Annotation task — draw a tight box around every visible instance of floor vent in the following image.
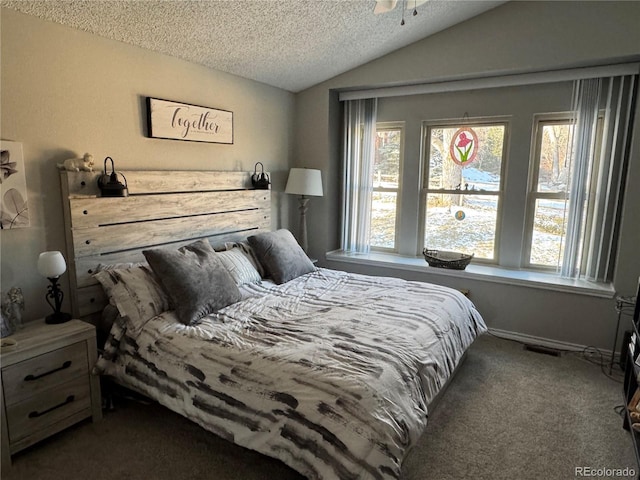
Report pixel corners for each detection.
[523,344,562,357]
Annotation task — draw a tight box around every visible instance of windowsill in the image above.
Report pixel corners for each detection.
[325,250,616,298]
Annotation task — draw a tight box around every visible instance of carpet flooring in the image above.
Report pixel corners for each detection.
[2,334,636,480]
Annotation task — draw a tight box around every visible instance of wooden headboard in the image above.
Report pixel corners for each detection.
[59,170,271,323]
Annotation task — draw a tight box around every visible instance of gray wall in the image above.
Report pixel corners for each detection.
[294,1,640,349]
[2,2,639,349]
[0,9,295,322]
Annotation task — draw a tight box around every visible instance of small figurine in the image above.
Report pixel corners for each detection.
[57,153,94,172]
[1,287,25,332]
[0,310,13,338]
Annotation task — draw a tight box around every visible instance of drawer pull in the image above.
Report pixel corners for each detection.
[28,395,75,418]
[24,360,72,381]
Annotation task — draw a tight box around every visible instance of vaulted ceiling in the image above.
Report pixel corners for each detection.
[2,0,506,92]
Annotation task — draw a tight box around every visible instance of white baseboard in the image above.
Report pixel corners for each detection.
[488,328,614,358]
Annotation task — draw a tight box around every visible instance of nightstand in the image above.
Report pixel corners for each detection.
[0,319,102,470]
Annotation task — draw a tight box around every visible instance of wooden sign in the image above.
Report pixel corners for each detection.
[147,97,233,144]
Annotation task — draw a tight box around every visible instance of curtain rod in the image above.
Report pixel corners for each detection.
[338,62,640,101]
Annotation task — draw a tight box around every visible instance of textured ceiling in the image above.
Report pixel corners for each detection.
[2,0,506,92]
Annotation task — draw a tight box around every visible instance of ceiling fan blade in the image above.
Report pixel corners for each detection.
[373,0,398,15]
[403,0,428,9]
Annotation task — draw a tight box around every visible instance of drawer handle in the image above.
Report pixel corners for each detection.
[28,395,75,418]
[24,360,72,382]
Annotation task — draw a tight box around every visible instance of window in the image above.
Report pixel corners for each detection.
[524,76,632,282]
[525,116,575,269]
[371,124,403,250]
[340,71,635,284]
[421,121,507,261]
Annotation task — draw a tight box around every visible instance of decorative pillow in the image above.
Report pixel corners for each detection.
[95,261,147,272]
[143,239,241,325]
[94,265,170,333]
[224,241,265,278]
[97,303,120,337]
[247,229,315,284]
[216,248,262,286]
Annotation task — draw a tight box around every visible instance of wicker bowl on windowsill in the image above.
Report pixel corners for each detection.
[423,249,474,270]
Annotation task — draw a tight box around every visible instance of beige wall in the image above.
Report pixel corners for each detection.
[0,9,295,322]
[294,1,640,349]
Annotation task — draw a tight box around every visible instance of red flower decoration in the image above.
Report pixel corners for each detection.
[449,127,479,166]
[457,133,472,148]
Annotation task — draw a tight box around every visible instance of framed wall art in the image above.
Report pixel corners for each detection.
[0,141,29,229]
[146,97,233,144]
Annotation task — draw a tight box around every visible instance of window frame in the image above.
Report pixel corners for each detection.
[523,113,572,271]
[419,117,510,263]
[370,122,404,252]
[523,112,605,271]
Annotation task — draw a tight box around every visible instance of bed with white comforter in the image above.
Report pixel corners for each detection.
[96,267,486,480]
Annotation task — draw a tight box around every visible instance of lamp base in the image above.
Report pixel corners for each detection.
[298,195,309,253]
[45,312,72,324]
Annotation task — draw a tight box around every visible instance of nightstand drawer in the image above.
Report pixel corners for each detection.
[6,376,91,443]
[2,342,88,406]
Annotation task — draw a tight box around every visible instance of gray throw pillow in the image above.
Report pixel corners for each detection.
[247,229,315,284]
[143,239,241,325]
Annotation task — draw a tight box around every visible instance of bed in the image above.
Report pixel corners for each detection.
[59,169,486,480]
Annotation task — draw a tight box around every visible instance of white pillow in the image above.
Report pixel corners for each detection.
[224,241,265,278]
[216,248,262,286]
[94,265,170,333]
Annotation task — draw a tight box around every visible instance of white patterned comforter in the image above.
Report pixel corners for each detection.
[96,268,486,479]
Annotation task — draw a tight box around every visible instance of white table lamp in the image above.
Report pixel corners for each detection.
[37,251,72,324]
[285,168,323,253]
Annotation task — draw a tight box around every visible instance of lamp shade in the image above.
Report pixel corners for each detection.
[285,168,323,197]
[37,251,67,278]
